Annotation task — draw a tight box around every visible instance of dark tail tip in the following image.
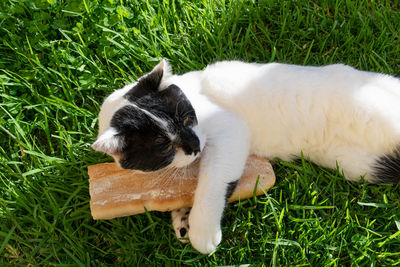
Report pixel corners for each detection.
[225,180,239,201]
[372,148,400,184]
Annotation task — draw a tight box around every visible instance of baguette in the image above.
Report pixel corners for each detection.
[88,155,275,219]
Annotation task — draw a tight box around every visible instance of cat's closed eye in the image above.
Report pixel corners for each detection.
[183,117,191,126]
[183,116,197,127]
[154,136,174,155]
[155,136,167,144]
[161,144,174,154]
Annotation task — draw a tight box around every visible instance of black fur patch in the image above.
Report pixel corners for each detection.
[110,105,175,171]
[109,66,200,172]
[225,180,239,201]
[372,148,400,183]
[124,67,163,100]
[179,228,187,237]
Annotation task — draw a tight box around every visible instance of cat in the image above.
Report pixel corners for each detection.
[92,60,400,254]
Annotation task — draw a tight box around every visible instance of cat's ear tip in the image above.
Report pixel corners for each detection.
[91,139,109,154]
[159,59,173,76]
[160,58,171,68]
[91,128,121,154]
[155,59,165,69]
[160,58,169,63]
[91,140,105,154]
[91,139,104,151]
[152,59,171,73]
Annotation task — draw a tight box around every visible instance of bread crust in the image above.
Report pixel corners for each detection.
[88,155,275,219]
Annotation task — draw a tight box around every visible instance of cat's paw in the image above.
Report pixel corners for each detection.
[188,207,222,254]
[171,208,191,243]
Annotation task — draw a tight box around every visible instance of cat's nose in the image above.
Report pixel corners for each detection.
[182,138,200,156]
[179,130,201,155]
[192,146,200,156]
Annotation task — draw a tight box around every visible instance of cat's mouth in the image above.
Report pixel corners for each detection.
[192,156,201,164]
[170,148,201,168]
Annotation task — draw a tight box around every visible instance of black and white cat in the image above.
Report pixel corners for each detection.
[92,60,400,254]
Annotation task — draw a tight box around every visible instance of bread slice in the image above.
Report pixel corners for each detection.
[88,155,275,219]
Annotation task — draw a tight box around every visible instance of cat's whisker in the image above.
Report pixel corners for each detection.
[153,167,174,195]
[180,165,188,192]
[158,167,178,196]
[159,167,175,187]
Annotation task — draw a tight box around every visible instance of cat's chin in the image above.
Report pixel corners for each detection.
[170,148,201,168]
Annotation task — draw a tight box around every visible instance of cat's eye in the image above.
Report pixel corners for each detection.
[155,136,166,144]
[161,144,173,154]
[183,117,191,126]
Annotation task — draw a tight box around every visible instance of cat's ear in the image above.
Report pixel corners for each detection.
[157,59,172,81]
[92,128,122,155]
[125,60,172,100]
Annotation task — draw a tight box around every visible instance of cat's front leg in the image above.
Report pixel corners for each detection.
[188,113,250,254]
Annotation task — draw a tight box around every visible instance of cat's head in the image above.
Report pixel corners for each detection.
[92,60,204,172]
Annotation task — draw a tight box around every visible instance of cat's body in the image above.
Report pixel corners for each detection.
[93,61,400,254]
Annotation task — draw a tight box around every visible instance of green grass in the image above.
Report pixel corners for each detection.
[1,0,400,265]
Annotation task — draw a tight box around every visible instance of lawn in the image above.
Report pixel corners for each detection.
[1,0,400,265]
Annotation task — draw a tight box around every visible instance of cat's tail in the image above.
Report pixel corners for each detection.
[372,148,400,183]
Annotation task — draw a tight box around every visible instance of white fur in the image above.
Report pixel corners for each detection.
[97,84,133,136]
[163,61,400,253]
[91,127,121,154]
[198,62,400,181]
[95,61,400,254]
